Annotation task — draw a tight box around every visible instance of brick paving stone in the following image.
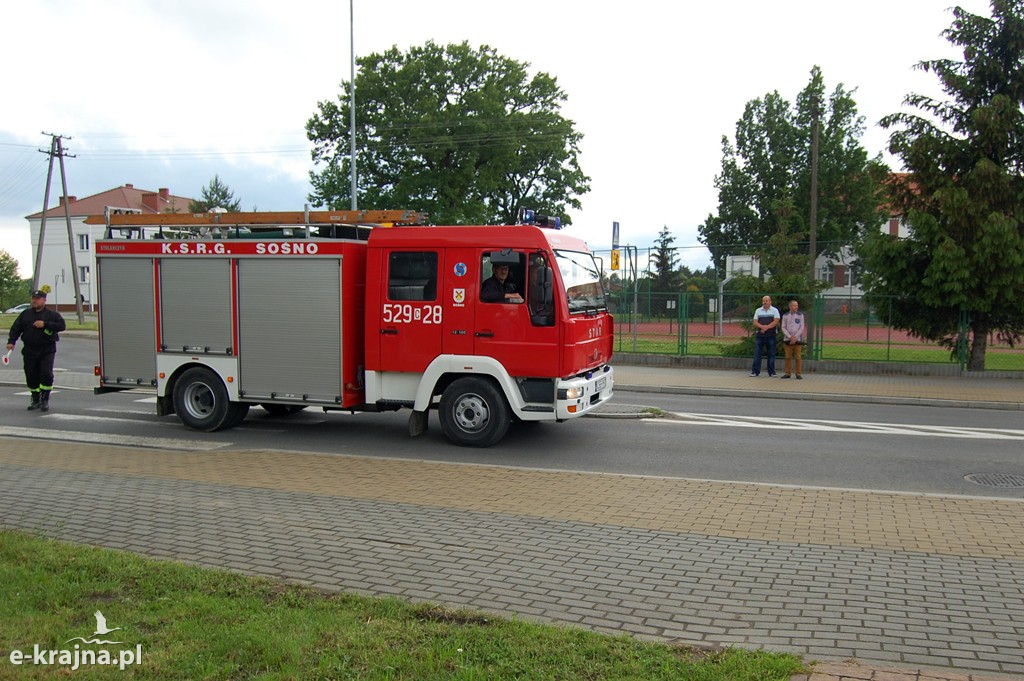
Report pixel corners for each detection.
[2,441,1024,679]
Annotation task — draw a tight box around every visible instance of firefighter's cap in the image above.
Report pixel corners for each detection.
[30,289,47,298]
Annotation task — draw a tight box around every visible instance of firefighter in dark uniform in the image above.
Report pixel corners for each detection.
[6,289,66,411]
[480,263,523,303]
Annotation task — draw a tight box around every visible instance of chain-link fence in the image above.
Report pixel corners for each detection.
[607,290,1024,371]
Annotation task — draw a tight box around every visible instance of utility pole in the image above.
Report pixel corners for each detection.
[808,98,821,360]
[32,136,58,291]
[808,99,820,286]
[35,133,85,323]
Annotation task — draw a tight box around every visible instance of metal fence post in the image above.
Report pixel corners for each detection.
[958,305,970,373]
[886,298,893,361]
[812,295,824,361]
[679,292,687,355]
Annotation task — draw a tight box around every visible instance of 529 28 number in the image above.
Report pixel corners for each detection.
[382,304,443,324]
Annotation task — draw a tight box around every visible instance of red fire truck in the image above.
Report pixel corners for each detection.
[85,209,614,447]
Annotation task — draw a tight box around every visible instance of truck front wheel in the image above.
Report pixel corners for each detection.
[439,377,511,447]
[173,367,234,432]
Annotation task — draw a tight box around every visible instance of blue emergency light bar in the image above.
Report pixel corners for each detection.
[517,208,562,229]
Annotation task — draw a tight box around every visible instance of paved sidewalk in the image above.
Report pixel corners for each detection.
[612,365,1024,410]
[0,440,1022,679]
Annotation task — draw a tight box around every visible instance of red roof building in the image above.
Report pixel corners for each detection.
[26,183,194,311]
[27,183,192,219]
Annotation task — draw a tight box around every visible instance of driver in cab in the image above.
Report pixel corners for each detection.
[480,263,523,303]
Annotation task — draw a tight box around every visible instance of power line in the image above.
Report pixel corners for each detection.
[78,146,310,160]
[0,144,46,210]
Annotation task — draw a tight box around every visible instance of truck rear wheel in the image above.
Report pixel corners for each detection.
[173,367,234,432]
[439,377,510,447]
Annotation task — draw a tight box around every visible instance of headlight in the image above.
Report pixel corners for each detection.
[558,387,585,400]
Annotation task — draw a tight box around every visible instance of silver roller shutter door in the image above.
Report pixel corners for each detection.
[237,258,343,401]
[97,258,157,386]
[160,259,232,353]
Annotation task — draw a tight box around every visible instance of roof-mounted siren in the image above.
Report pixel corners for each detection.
[516,208,562,229]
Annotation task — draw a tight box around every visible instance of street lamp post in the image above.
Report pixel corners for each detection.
[349,0,357,210]
[54,270,64,310]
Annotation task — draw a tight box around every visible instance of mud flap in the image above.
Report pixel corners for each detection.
[408,409,429,437]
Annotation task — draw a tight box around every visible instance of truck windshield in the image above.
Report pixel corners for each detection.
[555,249,607,314]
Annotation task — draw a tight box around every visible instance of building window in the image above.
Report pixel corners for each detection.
[78,266,90,284]
[820,263,858,288]
[77,233,90,251]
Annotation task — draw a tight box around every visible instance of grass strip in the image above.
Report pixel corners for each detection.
[0,530,804,680]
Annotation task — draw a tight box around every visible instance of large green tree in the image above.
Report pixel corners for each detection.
[757,193,829,297]
[862,0,1024,371]
[306,41,590,225]
[0,250,24,310]
[699,66,885,271]
[188,175,242,213]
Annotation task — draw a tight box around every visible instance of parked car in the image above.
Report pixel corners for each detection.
[3,303,30,314]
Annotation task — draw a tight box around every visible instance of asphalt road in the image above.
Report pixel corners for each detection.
[1,335,1022,499]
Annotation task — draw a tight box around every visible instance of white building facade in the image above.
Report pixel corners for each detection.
[814,214,909,298]
[25,184,191,311]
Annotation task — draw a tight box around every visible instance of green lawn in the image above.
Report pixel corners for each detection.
[0,530,804,680]
[0,313,97,332]
[616,337,1024,370]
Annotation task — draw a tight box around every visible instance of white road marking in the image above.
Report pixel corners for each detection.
[87,407,156,416]
[651,413,1024,440]
[46,413,167,425]
[0,426,229,451]
[64,411,289,432]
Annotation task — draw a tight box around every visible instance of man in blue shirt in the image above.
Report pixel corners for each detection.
[749,295,780,377]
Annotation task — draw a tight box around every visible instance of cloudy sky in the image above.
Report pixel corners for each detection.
[0,0,992,278]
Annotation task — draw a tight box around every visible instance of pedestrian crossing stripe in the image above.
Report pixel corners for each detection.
[650,413,1024,440]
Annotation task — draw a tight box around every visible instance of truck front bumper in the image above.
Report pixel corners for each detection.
[555,365,614,420]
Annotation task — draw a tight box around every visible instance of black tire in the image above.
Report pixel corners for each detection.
[439,377,511,447]
[173,367,233,432]
[260,403,307,416]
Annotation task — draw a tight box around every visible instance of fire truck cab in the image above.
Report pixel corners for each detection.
[88,209,614,447]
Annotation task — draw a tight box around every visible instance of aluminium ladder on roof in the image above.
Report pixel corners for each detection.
[84,209,429,240]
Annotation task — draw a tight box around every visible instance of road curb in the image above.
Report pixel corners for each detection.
[614,383,1024,411]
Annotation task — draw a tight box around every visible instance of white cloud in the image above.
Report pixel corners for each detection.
[0,0,994,276]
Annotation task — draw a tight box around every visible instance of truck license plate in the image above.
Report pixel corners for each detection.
[595,377,606,391]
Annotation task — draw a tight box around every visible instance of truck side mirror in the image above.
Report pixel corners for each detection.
[542,267,553,305]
